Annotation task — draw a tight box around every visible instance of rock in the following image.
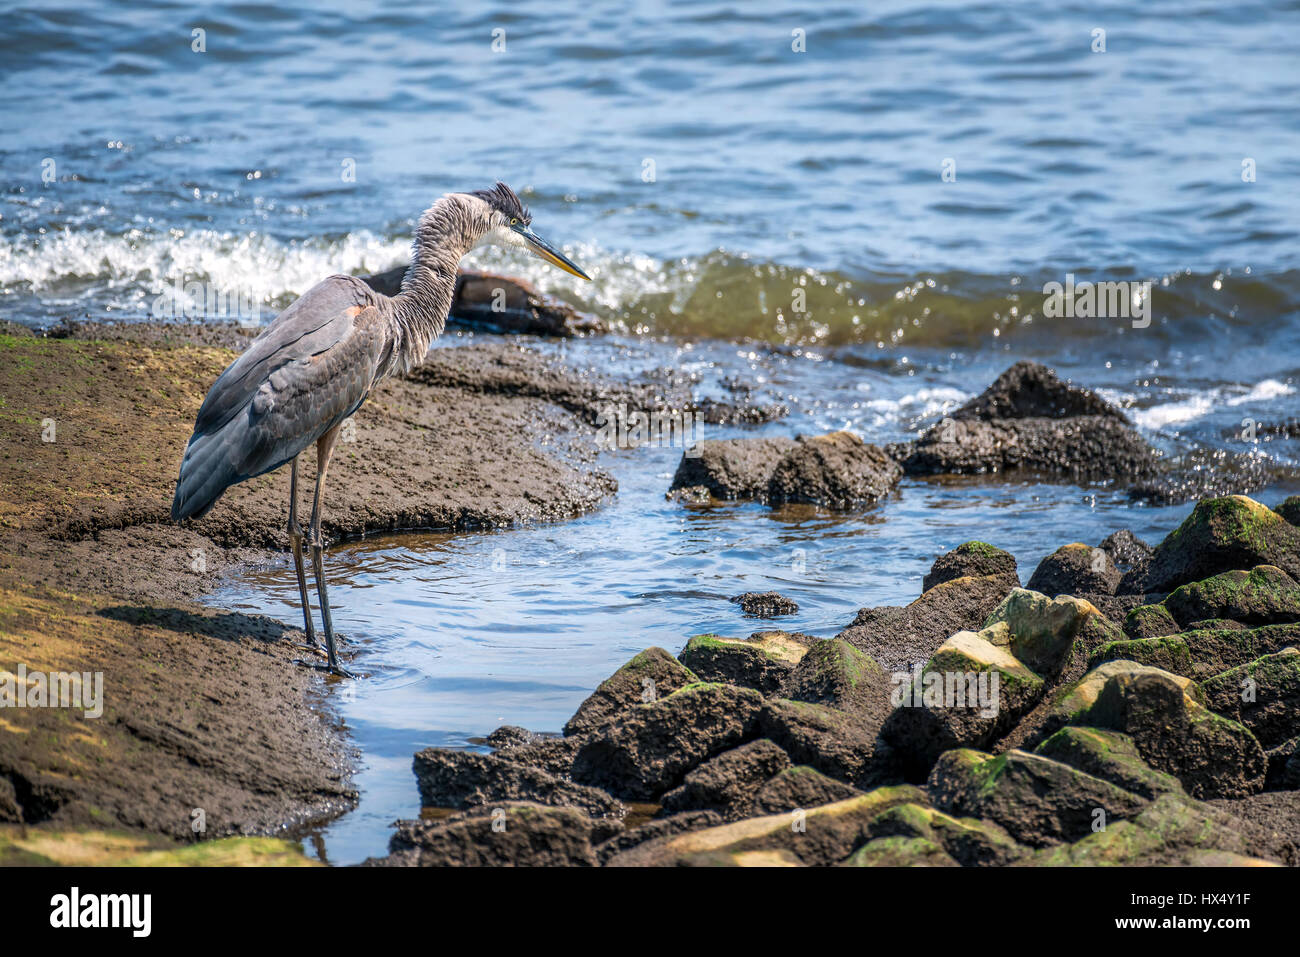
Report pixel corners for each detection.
[679,848,806,866]
[889,362,1157,482]
[927,748,1149,847]
[1027,543,1121,597]
[880,629,1046,777]
[765,431,902,509]
[571,683,763,800]
[1264,737,1300,789]
[775,638,892,724]
[1163,565,1300,628]
[837,573,1018,673]
[1092,623,1300,680]
[757,698,889,787]
[751,766,862,816]
[412,749,624,819]
[563,647,698,737]
[362,267,605,337]
[594,810,723,865]
[1121,495,1300,593]
[603,785,927,866]
[1060,661,1266,798]
[486,732,583,777]
[1277,496,1300,527]
[842,836,959,866]
[658,740,791,821]
[923,541,1019,592]
[1016,792,1281,866]
[1033,727,1183,799]
[983,587,1110,678]
[865,801,1023,866]
[730,591,798,617]
[677,631,811,694]
[379,802,618,867]
[484,725,535,750]
[1100,529,1154,570]
[1201,648,1300,749]
[1124,603,1180,639]
[667,437,796,502]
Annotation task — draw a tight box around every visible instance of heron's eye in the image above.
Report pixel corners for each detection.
[510,217,518,226]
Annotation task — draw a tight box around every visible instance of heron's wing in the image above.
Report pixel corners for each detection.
[172,275,389,519]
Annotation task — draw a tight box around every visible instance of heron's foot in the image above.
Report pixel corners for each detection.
[294,657,355,678]
[290,641,325,656]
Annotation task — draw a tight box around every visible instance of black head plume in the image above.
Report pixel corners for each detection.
[469,181,531,225]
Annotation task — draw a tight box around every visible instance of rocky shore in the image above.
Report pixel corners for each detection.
[368,490,1300,866]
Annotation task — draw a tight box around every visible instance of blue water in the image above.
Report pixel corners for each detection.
[3,0,1299,862]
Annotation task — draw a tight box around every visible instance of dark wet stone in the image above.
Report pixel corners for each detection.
[765,431,902,509]
[412,749,624,819]
[594,810,724,865]
[730,591,799,617]
[1201,648,1300,749]
[923,541,1018,592]
[1027,543,1121,597]
[677,631,813,694]
[756,699,889,788]
[659,739,791,821]
[563,647,698,738]
[751,766,862,816]
[1100,529,1154,570]
[667,436,796,502]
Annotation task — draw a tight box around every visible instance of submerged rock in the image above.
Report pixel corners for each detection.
[667,437,796,502]
[766,431,902,509]
[730,591,799,617]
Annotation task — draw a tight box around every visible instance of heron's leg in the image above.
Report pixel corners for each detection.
[288,455,318,648]
[309,424,349,676]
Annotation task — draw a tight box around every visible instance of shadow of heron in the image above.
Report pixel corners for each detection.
[97,605,298,645]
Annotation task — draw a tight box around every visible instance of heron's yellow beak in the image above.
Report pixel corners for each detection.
[513,224,591,281]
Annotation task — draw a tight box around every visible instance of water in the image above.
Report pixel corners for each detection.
[3,1,1299,862]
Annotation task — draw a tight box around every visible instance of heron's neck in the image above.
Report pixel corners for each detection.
[391,196,488,371]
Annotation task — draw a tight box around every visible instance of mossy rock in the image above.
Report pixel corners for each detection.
[1123,603,1180,640]
[1095,624,1300,679]
[1164,565,1300,628]
[1026,542,1121,597]
[866,801,1022,866]
[1132,495,1300,593]
[1201,648,1300,748]
[775,638,890,721]
[1034,726,1183,799]
[841,835,959,867]
[0,826,318,867]
[1089,635,1195,677]
[983,587,1104,677]
[677,632,809,694]
[924,541,1019,592]
[563,646,698,736]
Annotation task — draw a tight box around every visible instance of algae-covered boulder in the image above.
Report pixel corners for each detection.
[658,739,791,821]
[880,629,1046,777]
[1123,603,1180,640]
[412,749,624,819]
[1122,495,1300,593]
[1015,792,1282,866]
[751,765,862,816]
[926,748,1149,847]
[1060,661,1266,798]
[1091,623,1300,680]
[375,802,619,867]
[837,573,1019,672]
[1033,726,1183,799]
[1201,648,1300,748]
[1163,565,1300,628]
[677,631,811,693]
[765,431,902,509]
[563,647,698,737]
[667,436,796,502]
[1027,543,1121,597]
[865,801,1022,866]
[775,638,892,725]
[841,835,959,867]
[757,698,889,787]
[923,541,1019,592]
[604,785,927,867]
[983,587,1108,678]
[571,682,763,799]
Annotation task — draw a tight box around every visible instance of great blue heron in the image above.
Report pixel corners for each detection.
[171,183,590,675]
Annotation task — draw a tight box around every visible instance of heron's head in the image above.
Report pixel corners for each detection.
[462,182,591,281]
